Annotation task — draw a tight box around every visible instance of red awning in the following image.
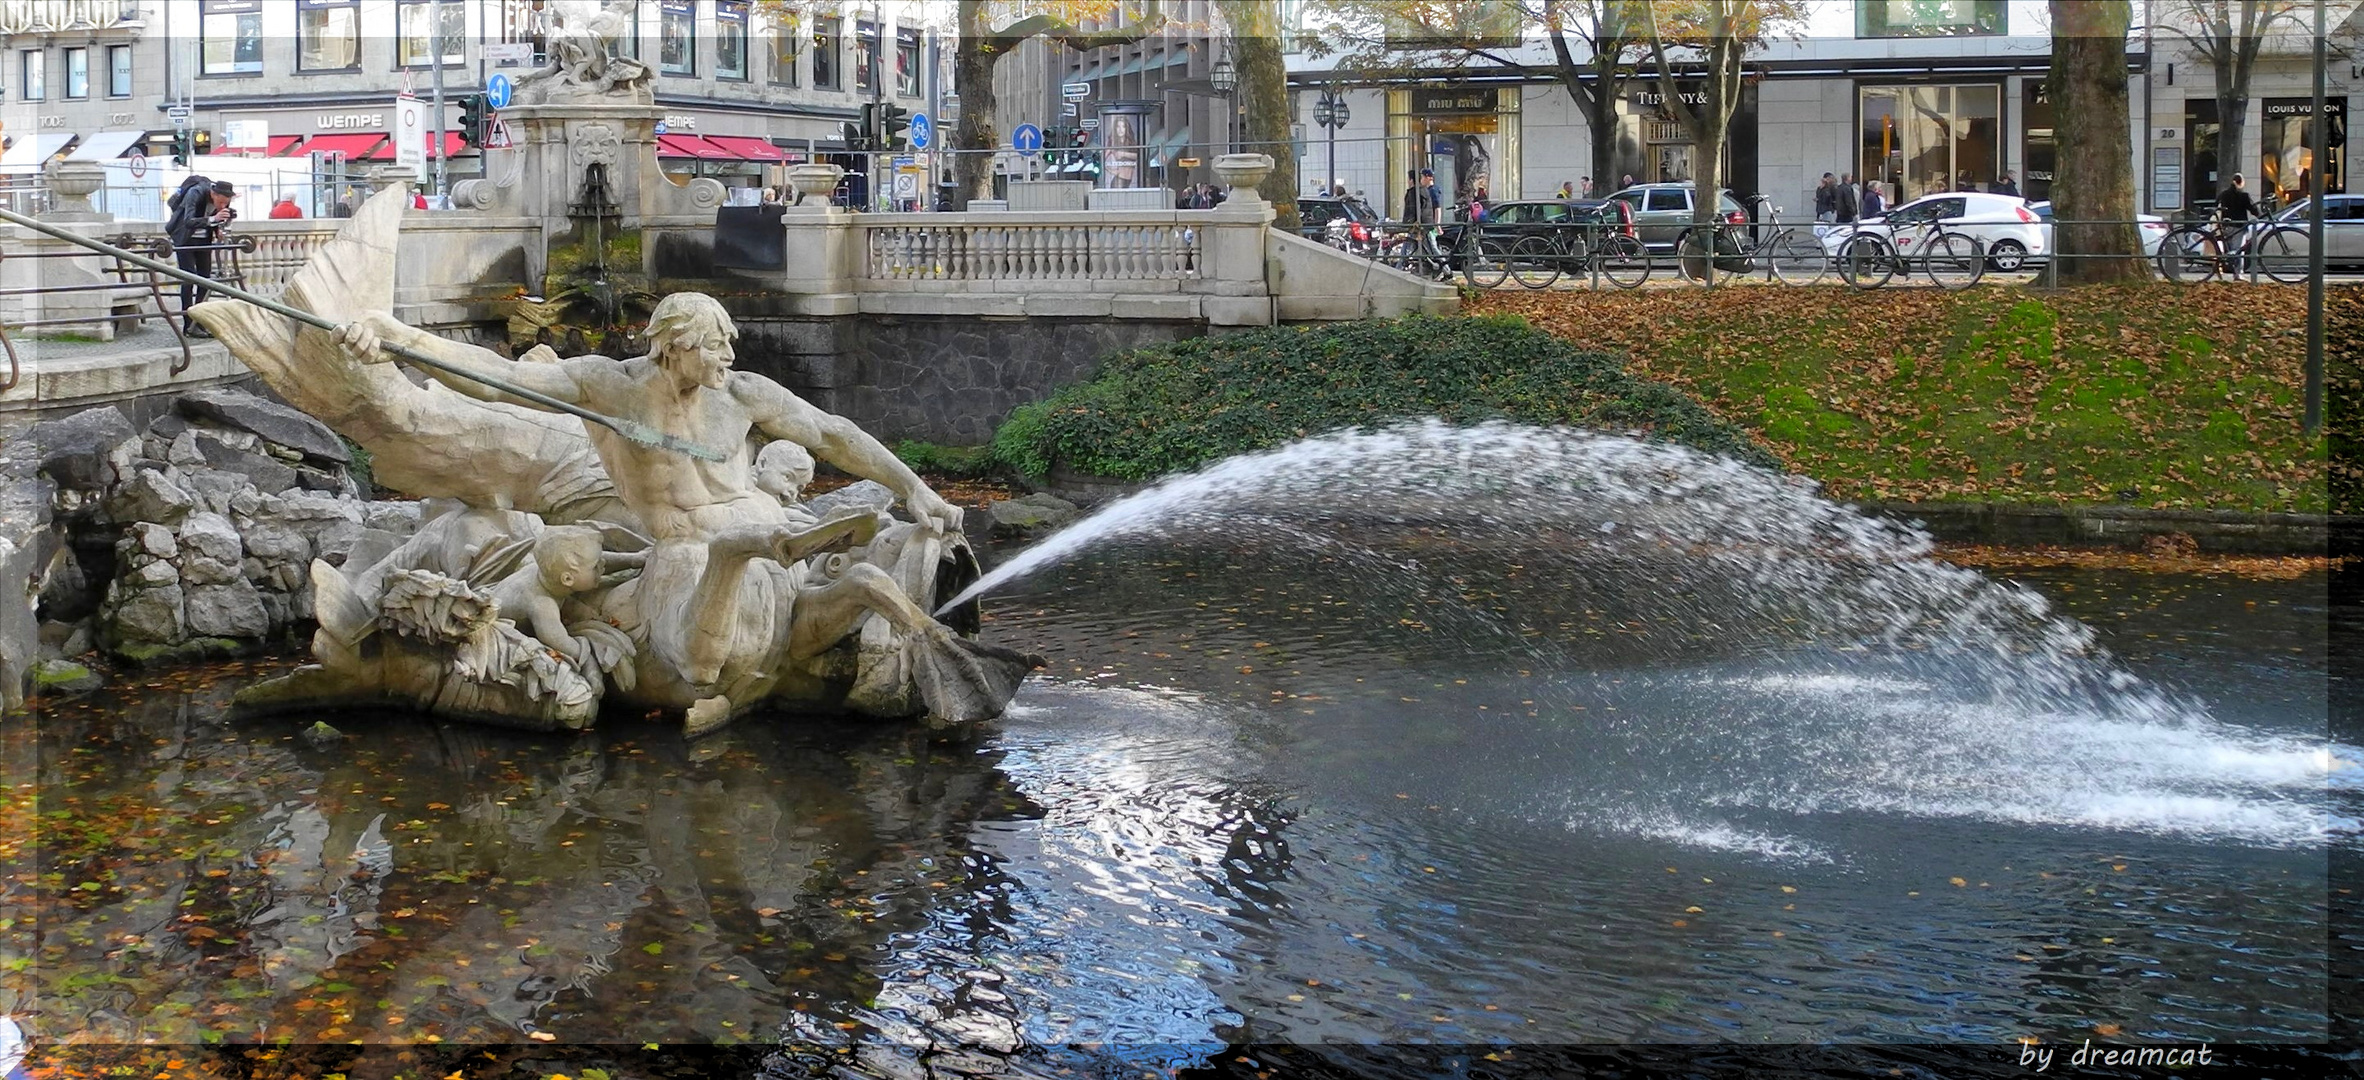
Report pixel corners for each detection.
[700,134,789,162]
[656,134,733,160]
[301,133,387,159]
[365,132,473,161]
[210,134,306,157]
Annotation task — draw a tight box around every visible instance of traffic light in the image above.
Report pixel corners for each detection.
[170,129,191,166]
[190,129,213,156]
[878,104,911,151]
[858,103,880,150]
[839,120,867,152]
[457,93,488,149]
[1071,126,1090,148]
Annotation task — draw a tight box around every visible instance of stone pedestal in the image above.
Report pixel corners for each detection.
[480,102,666,225]
[9,163,125,338]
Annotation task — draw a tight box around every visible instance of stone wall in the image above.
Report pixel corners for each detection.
[734,314,1204,445]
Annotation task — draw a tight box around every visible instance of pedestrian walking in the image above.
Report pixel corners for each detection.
[1993,171,2021,200]
[1580,176,1594,198]
[1401,169,1434,223]
[1835,173,1860,224]
[268,195,303,219]
[1813,173,1837,223]
[166,177,236,333]
[1860,179,1886,219]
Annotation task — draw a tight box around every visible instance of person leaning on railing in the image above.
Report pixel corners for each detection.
[165,177,237,336]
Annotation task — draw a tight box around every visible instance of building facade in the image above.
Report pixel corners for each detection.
[1285,0,2355,221]
[987,0,1242,194]
[0,0,949,214]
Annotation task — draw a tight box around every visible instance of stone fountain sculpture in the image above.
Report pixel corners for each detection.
[190,188,1039,734]
[511,0,654,106]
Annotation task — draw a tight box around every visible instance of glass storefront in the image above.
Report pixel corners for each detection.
[2185,98,2220,209]
[1861,83,2001,202]
[2260,97,2347,203]
[2023,82,2053,202]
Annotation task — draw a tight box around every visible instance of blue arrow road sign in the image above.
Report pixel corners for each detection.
[486,73,512,109]
[908,112,931,150]
[1012,123,1042,157]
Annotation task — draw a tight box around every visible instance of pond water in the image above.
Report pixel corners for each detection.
[4,548,2352,1070]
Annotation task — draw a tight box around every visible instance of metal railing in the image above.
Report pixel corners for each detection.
[0,232,191,392]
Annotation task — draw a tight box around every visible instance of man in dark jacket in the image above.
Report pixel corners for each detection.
[1993,171,2021,199]
[167,178,236,332]
[1813,173,1837,222]
[1835,173,1860,224]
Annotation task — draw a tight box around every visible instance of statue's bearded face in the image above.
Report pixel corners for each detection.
[661,316,735,391]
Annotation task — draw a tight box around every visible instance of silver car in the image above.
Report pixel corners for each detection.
[1607,183,1750,251]
[2256,195,2364,269]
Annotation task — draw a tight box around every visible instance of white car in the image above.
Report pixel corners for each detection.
[2026,202,2172,264]
[1818,191,2051,271]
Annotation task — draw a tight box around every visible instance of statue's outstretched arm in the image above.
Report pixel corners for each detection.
[743,377,963,535]
[340,311,591,412]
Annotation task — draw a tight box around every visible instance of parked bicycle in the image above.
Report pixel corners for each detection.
[1834,214,1986,289]
[1501,213,1653,290]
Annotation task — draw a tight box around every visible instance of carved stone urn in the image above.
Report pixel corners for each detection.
[786,163,845,206]
[42,160,106,219]
[1212,153,1274,203]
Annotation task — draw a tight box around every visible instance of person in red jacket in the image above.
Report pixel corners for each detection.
[268,195,302,219]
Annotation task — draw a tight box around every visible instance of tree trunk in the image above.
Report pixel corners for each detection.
[951,0,999,204]
[1221,0,1299,232]
[2050,0,2148,283]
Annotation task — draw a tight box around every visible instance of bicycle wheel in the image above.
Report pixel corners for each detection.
[1923,232,1985,289]
[1509,234,1562,289]
[1768,229,1829,286]
[1675,228,1723,285]
[1838,234,1896,288]
[2156,226,2220,284]
[1463,238,1511,289]
[1598,234,1651,289]
[2252,226,2311,284]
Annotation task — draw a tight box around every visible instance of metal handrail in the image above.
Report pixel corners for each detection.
[0,233,193,392]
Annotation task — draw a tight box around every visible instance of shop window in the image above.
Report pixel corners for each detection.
[397,1,466,68]
[1861,83,2000,202]
[813,15,840,89]
[20,51,41,101]
[201,0,263,76]
[855,21,878,93]
[107,44,130,97]
[718,1,749,80]
[1858,0,2004,38]
[2184,98,2220,208]
[63,47,84,99]
[896,26,920,97]
[300,0,361,71]
[2261,99,2347,203]
[659,0,696,76]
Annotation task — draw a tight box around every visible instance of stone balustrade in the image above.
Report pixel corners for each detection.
[223,221,344,301]
[864,218,1202,283]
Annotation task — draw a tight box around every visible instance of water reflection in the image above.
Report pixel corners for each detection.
[6,548,2350,1065]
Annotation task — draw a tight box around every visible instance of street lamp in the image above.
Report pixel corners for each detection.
[1209,50,1237,155]
[1315,88,1350,197]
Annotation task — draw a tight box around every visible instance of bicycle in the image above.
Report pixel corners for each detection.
[1379,220,1517,289]
[2159,212,2240,283]
[1503,217,1652,290]
[2245,219,2313,284]
[1835,216,1985,289]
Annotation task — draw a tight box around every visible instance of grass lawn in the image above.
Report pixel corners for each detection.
[1478,283,2341,514]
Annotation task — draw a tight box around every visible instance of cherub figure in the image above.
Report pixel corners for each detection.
[489,525,637,665]
[754,440,821,529]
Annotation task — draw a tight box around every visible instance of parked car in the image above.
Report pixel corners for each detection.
[2025,201,2171,266]
[1820,191,2051,271]
[1606,183,1749,251]
[1436,198,1636,258]
[2247,195,2364,269]
[1298,196,1379,242]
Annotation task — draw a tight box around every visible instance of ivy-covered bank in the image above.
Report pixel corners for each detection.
[988,315,1773,483]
